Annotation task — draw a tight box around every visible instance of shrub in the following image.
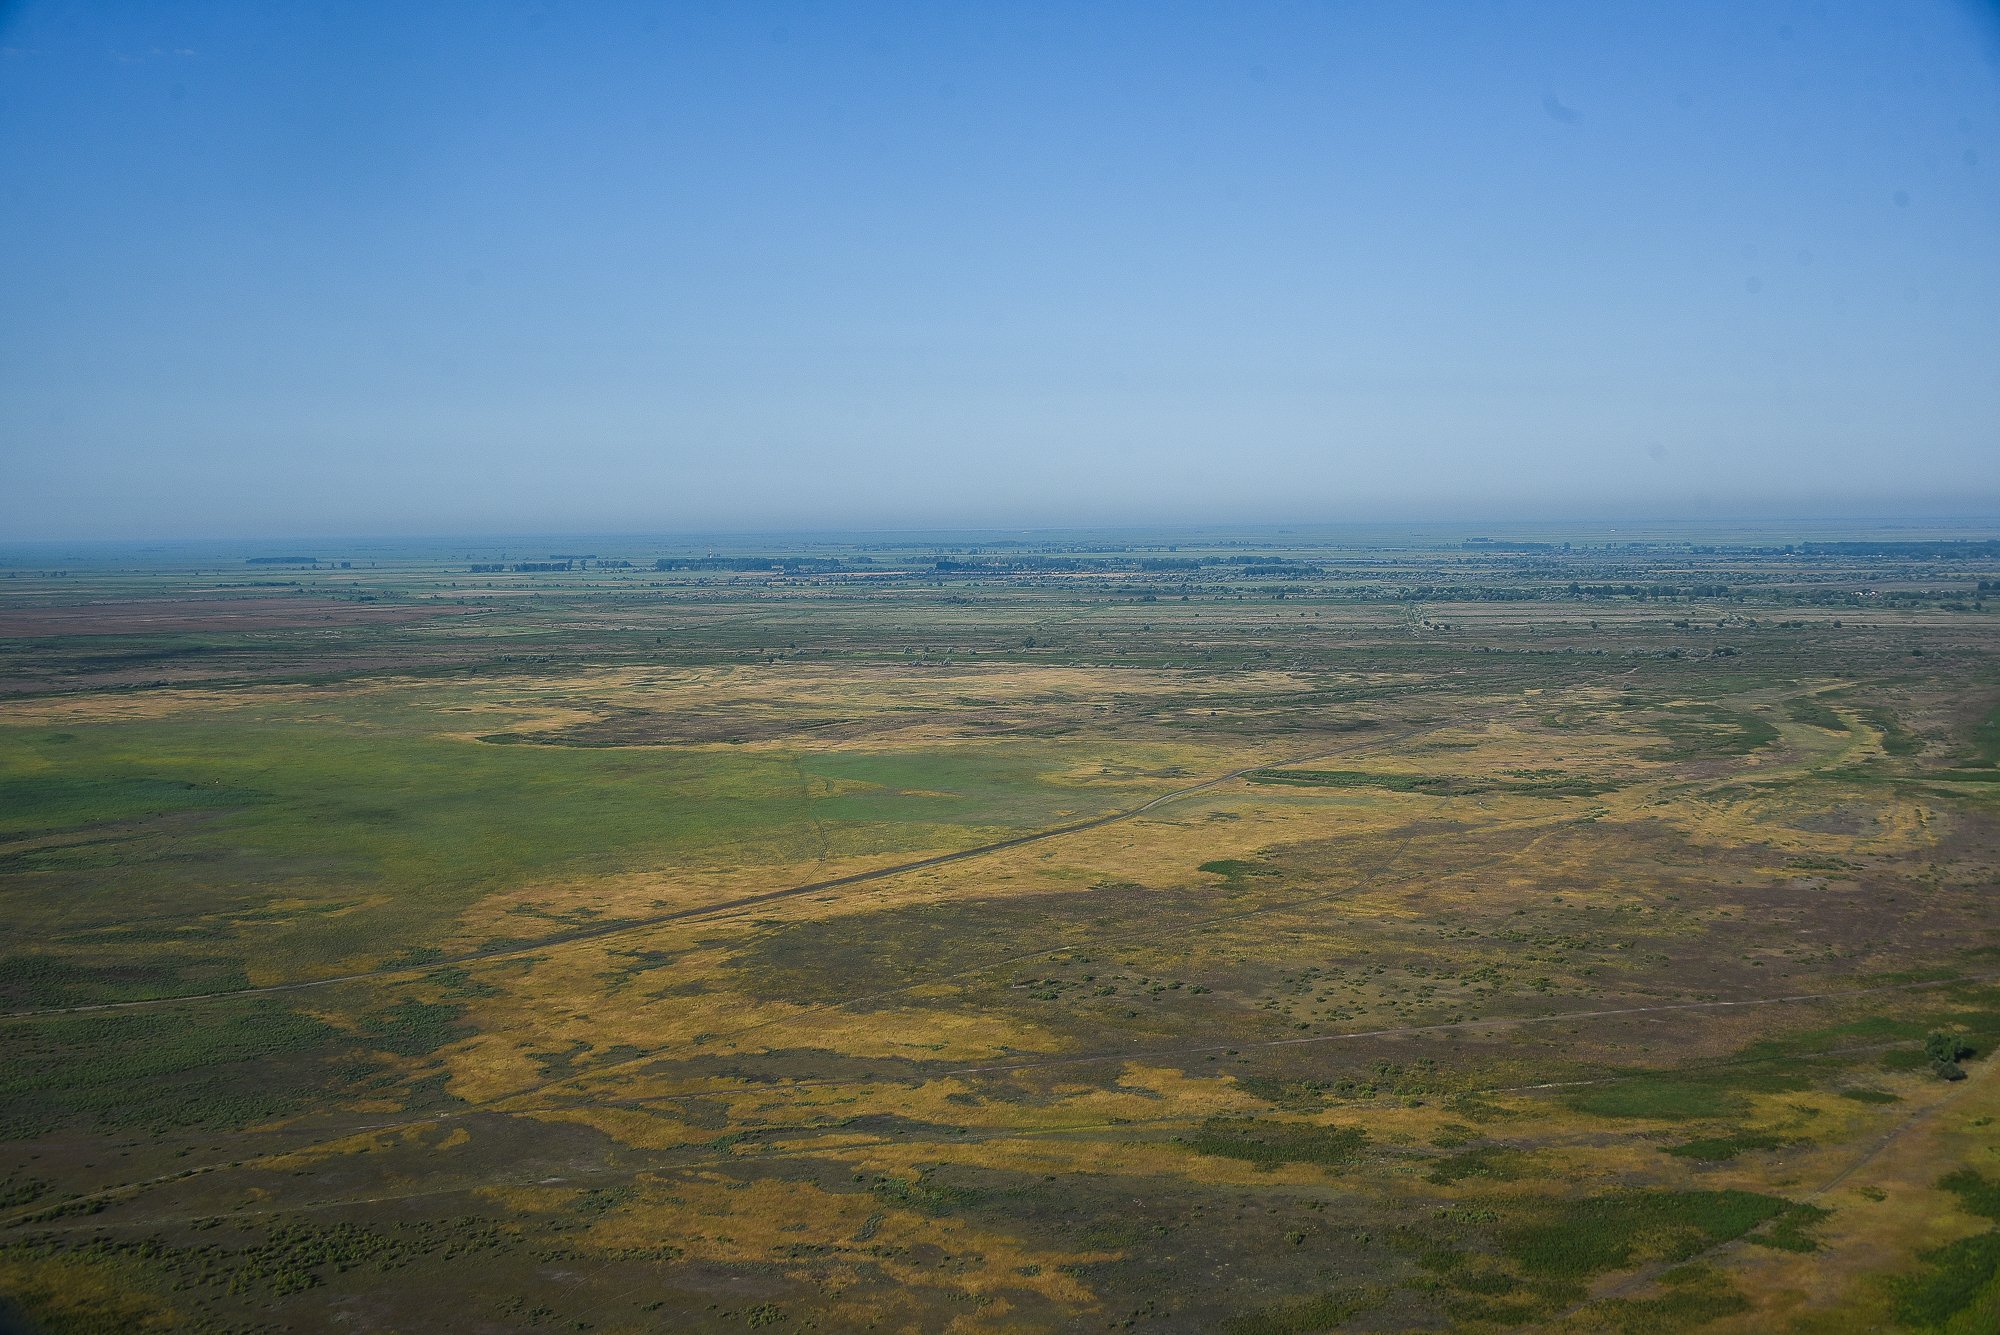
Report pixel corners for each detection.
[1926,1032,1975,1081]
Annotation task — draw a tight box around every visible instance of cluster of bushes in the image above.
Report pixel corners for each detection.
[4,1216,511,1301]
[0,1003,337,1138]
[1181,1117,1369,1169]
[1926,1031,1975,1081]
[1566,582,1732,599]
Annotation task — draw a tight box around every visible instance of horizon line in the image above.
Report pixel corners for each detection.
[7,512,2000,553]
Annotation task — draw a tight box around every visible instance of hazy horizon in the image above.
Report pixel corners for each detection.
[5,1,1998,540]
[9,514,2000,562]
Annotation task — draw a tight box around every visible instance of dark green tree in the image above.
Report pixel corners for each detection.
[1925,1031,1975,1081]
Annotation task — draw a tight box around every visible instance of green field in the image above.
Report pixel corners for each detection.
[1,526,1998,1333]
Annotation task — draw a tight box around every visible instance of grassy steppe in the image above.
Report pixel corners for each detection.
[0,531,1997,1333]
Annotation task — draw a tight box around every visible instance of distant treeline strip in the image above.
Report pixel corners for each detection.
[1797,540,2000,558]
[463,542,1996,582]
[468,560,634,573]
[643,555,1332,575]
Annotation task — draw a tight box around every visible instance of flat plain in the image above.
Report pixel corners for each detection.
[2,525,1998,1334]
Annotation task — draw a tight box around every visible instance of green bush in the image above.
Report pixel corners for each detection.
[1224,1290,1367,1335]
[1664,1132,1793,1162]
[1926,1032,1975,1081]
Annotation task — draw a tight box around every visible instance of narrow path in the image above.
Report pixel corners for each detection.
[0,728,1414,1019]
[0,782,1553,1235]
[492,808,1580,1116]
[13,783,1981,1232]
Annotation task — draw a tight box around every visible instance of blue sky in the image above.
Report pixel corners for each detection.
[2,1,1996,538]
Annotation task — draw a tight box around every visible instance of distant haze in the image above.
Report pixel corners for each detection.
[2,1,1997,540]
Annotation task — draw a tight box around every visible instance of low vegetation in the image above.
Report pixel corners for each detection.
[0,529,1995,1331]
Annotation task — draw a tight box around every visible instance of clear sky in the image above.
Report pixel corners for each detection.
[2,1,1997,539]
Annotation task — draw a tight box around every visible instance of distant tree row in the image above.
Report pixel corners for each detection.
[1566,582,1732,599]
[654,556,857,573]
[1799,540,2000,559]
[465,561,573,573]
